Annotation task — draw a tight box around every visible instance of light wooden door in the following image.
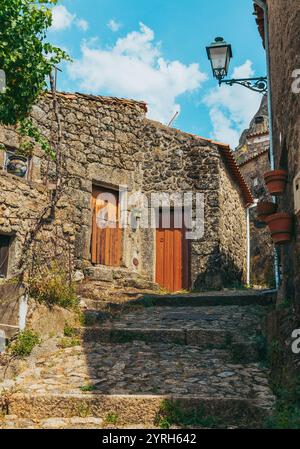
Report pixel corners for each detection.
[91,186,122,267]
[155,210,189,292]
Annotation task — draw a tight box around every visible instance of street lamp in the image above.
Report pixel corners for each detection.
[206,37,268,93]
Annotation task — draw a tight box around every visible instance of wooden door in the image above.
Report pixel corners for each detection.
[0,235,10,278]
[155,210,189,292]
[91,186,122,267]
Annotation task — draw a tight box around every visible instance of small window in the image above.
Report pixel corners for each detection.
[255,116,264,124]
[0,235,11,278]
[253,177,259,187]
[3,146,30,179]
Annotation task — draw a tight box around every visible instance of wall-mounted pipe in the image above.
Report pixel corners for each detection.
[254,0,280,290]
[246,200,258,286]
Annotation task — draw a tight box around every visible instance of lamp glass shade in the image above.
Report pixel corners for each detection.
[209,46,228,71]
[206,38,232,80]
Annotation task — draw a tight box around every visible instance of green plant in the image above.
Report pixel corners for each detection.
[155,400,219,429]
[105,412,119,425]
[17,117,55,159]
[0,0,69,127]
[63,324,76,337]
[80,312,98,327]
[80,385,97,392]
[29,262,79,309]
[264,401,300,429]
[76,402,91,418]
[278,298,293,310]
[10,330,40,357]
[58,337,80,349]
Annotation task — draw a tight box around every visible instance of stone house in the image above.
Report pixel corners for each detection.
[235,95,275,287]
[253,0,300,391]
[0,92,253,293]
[254,0,300,306]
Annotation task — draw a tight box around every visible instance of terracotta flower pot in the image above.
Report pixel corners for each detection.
[264,169,288,196]
[256,201,278,223]
[265,212,293,244]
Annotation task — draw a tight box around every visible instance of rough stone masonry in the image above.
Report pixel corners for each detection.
[0,92,253,292]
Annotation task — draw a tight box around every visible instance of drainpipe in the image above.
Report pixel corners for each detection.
[254,0,280,289]
[254,0,275,171]
[247,200,258,286]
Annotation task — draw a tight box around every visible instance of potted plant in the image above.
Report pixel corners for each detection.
[265,212,293,244]
[6,155,28,178]
[256,201,278,223]
[4,122,39,178]
[6,140,33,178]
[264,169,288,196]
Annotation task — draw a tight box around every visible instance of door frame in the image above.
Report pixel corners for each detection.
[154,207,191,291]
[90,183,124,267]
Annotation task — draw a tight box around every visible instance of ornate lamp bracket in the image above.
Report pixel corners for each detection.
[219,76,268,94]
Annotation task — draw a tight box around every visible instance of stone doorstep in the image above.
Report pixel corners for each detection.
[83,266,159,291]
[7,393,271,427]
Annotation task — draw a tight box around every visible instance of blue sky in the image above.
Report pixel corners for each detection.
[48,0,267,148]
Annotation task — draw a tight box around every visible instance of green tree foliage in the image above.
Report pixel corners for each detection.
[0,0,68,126]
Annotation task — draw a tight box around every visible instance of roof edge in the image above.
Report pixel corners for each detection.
[237,148,269,167]
[219,145,255,207]
[43,91,148,112]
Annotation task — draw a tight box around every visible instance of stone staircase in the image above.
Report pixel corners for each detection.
[0,290,276,429]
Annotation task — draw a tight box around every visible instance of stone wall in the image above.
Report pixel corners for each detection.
[253,0,300,395]
[238,151,275,287]
[0,92,249,291]
[235,94,275,287]
[266,0,300,308]
[0,171,49,277]
[219,156,247,287]
[142,120,223,289]
[0,282,24,338]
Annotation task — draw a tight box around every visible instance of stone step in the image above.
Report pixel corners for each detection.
[80,290,275,309]
[0,415,105,429]
[1,340,275,427]
[6,393,271,429]
[75,327,260,361]
[133,290,275,307]
[77,304,267,361]
[0,414,162,429]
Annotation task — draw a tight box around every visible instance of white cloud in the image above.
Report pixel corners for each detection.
[107,19,122,32]
[51,5,88,32]
[76,19,89,32]
[203,60,262,148]
[51,5,75,31]
[67,23,207,123]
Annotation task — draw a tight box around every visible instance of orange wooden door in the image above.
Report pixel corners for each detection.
[91,186,122,267]
[155,210,189,292]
